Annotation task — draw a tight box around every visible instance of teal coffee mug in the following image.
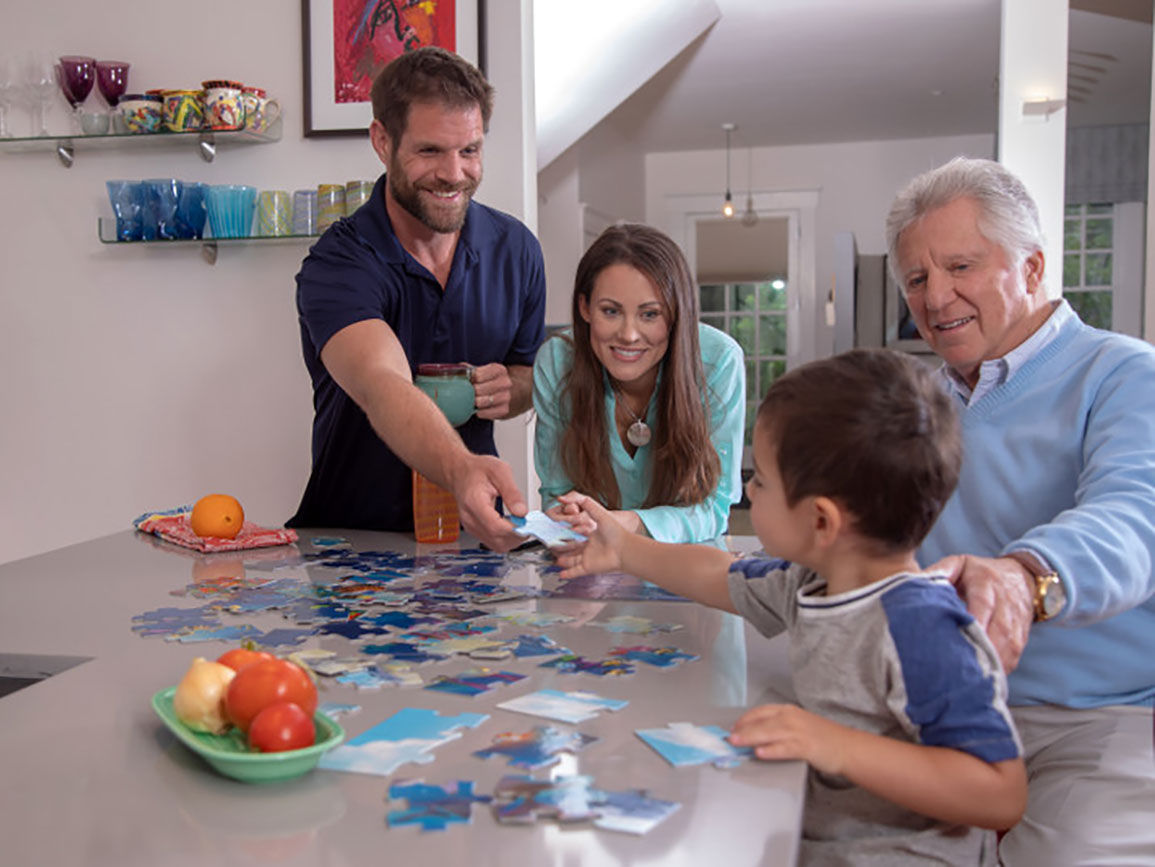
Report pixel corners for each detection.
[415,363,474,427]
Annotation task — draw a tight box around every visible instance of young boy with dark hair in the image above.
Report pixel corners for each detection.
[556,348,1027,865]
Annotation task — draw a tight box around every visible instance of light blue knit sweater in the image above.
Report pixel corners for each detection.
[921,309,1155,708]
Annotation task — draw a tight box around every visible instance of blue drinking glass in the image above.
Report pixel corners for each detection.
[175,182,207,239]
[105,180,143,242]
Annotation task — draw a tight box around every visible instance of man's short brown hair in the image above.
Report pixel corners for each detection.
[757,348,961,552]
[370,46,494,145]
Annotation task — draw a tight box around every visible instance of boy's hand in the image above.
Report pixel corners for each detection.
[551,492,627,579]
[729,703,850,776]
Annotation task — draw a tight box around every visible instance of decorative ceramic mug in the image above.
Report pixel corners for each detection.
[240,86,281,134]
[162,89,203,132]
[119,93,164,133]
[415,364,474,427]
[201,79,245,130]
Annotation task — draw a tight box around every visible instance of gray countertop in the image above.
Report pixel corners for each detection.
[0,528,803,866]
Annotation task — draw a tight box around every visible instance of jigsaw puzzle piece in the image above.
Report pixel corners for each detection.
[473,725,598,769]
[387,780,492,831]
[635,722,753,769]
[492,775,605,824]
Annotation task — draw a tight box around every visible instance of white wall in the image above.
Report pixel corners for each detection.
[0,0,533,564]
[644,132,996,357]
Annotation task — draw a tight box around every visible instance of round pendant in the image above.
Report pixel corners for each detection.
[627,420,652,448]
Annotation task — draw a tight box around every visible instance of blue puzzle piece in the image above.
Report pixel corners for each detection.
[508,634,570,658]
[360,642,449,664]
[609,646,699,668]
[473,726,598,769]
[594,788,681,835]
[635,722,754,769]
[319,708,489,776]
[424,669,526,698]
[509,510,587,547]
[497,689,629,724]
[538,654,635,677]
[387,780,492,831]
[174,624,263,643]
[493,774,605,824]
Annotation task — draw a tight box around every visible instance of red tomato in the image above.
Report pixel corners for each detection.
[248,702,316,753]
[225,659,317,733]
[215,647,276,673]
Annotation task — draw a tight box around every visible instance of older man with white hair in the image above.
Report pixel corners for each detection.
[887,157,1155,865]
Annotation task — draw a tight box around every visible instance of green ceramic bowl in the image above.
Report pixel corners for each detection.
[151,687,344,784]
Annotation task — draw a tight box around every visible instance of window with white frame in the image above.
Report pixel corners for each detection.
[699,280,788,449]
[1063,203,1115,330]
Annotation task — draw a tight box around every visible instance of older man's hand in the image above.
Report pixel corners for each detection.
[930,554,1034,673]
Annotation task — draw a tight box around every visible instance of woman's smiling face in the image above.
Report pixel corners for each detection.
[579,263,671,388]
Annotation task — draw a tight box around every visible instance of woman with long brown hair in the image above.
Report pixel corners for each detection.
[533,223,745,542]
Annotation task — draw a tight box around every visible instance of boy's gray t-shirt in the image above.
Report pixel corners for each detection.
[728,558,1021,866]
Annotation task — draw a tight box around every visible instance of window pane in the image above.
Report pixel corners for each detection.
[1063,219,1081,251]
[1066,290,1112,329]
[1063,254,1081,288]
[759,360,786,396]
[758,314,787,356]
[700,284,726,313]
[757,281,787,310]
[732,284,756,311]
[1084,218,1112,250]
[1084,253,1112,286]
[1064,204,1082,217]
[745,360,757,401]
[1087,203,1113,215]
[728,315,755,354]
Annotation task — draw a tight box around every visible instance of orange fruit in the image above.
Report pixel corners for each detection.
[190,494,245,539]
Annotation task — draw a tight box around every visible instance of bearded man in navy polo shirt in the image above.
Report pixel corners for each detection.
[289,47,545,551]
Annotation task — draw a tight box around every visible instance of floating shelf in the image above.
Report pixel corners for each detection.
[0,117,282,167]
[97,217,314,265]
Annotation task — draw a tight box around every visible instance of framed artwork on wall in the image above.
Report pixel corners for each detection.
[302,0,484,137]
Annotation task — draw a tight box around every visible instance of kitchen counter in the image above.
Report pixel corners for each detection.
[0,528,804,866]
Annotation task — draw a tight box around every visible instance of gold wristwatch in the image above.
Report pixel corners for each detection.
[1008,551,1066,622]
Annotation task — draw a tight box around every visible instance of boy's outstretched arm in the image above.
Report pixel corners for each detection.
[553,492,738,613]
[730,704,1028,829]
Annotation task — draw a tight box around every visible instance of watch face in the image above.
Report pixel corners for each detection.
[1042,578,1067,619]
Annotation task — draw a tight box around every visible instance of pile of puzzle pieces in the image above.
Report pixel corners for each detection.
[138,537,756,835]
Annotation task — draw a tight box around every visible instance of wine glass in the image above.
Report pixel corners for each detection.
[57,55,95,131]
[95,60,129,108]
[23,54,56,136]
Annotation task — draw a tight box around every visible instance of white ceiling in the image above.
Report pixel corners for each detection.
[584,0,1151,155]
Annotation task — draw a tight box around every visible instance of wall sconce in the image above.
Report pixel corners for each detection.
[722,122,735,218]
[1022,96,1066,122]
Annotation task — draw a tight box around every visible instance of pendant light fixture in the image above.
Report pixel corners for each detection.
[742,146,759,227]
[721,122,735,218]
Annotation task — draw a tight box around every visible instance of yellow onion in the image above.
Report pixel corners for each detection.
[173,657,236,734]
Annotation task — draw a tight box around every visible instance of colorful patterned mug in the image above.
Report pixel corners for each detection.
[240,86,281,134]
[119,93,163,134]
[162,90,203,132]
[201,80,245,130]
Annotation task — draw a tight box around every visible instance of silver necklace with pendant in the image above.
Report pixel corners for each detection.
[616,388,652,448]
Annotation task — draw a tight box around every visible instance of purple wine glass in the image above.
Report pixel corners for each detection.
[96,60,129,108]
[58,55,96,111]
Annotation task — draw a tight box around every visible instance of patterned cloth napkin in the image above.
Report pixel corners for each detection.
[132,505,298,553]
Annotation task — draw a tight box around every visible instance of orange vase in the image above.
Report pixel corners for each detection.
[412,470,459,543]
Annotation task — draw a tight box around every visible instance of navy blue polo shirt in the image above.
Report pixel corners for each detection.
[287,173,546,531]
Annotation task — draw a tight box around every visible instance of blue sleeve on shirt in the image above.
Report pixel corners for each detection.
[881,580,1021,763]
[729,557,792,579]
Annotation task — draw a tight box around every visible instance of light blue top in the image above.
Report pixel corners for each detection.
[532,322,746,543]
[920,302,1155,708]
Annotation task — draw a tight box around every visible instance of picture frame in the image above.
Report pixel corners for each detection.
[302,0,484,138]
[883,254,930,353]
